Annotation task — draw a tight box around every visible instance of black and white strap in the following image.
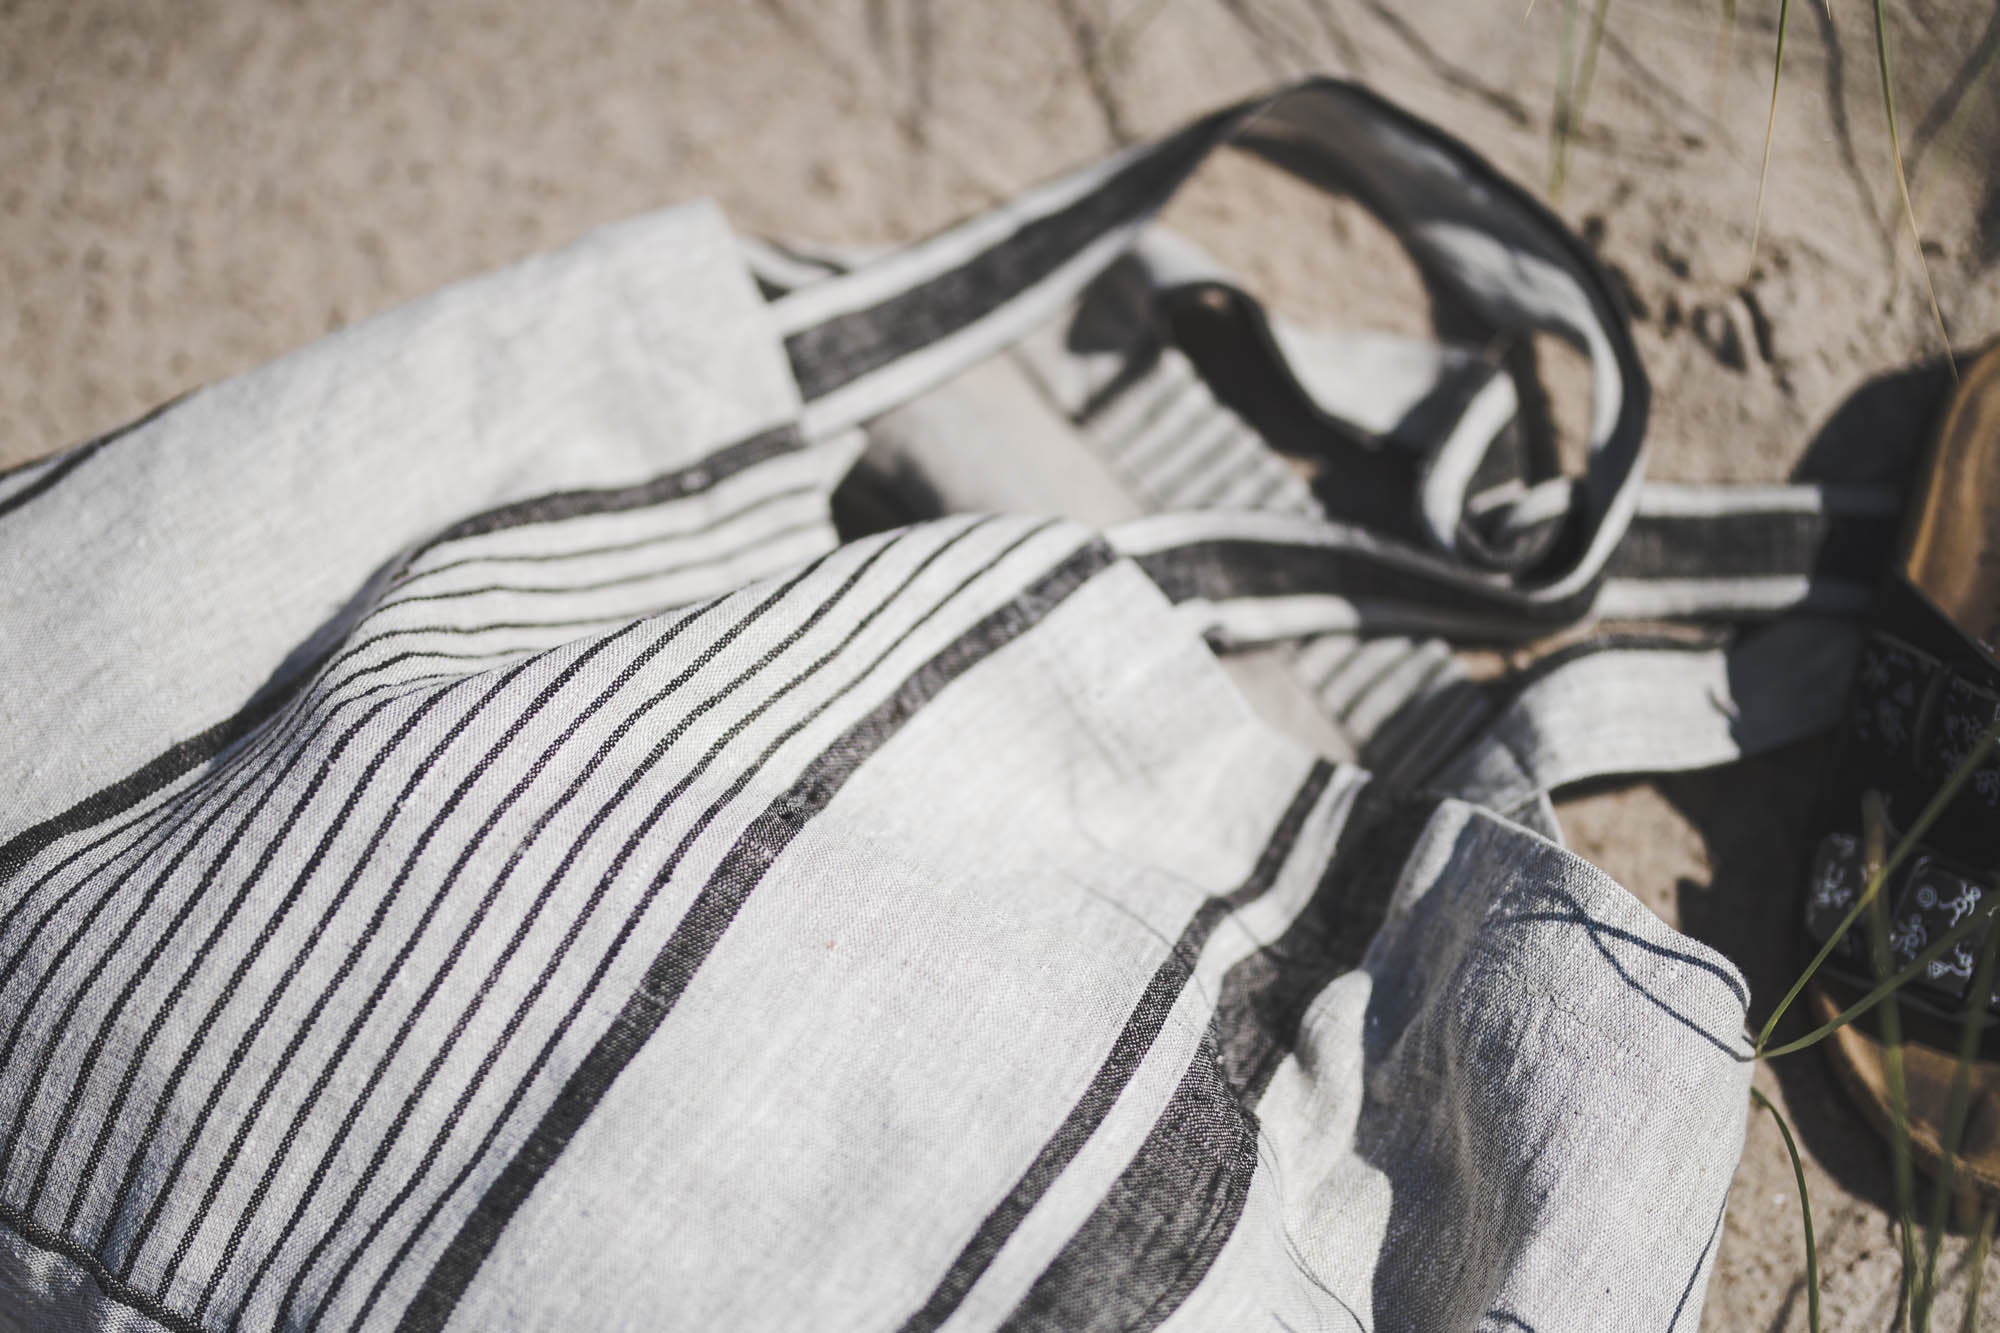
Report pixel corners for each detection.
[769,77,1900,649]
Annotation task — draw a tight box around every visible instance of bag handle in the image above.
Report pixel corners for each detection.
[772,78,1897,641]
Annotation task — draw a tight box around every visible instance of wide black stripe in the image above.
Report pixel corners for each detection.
[1606,507,1896,585]
[343,521,1057,1331]
[0,394,182,521]
[896,761,1335,1333]
[1135,536,1581,628]
[1212,789,1442,1105]
[254,524,948,1329]
[395,538,1112,1333]
[0,425,806,884]
[1131,511,1877,631]
[1000,787,1440,1330]
[784,111,1235,403]
[998,1028,1259,1333]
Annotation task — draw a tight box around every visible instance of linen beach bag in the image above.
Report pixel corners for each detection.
[0,80,1891,1331]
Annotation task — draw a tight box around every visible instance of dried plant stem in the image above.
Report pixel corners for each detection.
[1917,921,2000,1324]
[1964,1200,1999,1333]
[1749,0,1792,265]
[1872,0,1957,377]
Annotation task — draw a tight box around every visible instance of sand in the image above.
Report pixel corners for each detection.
[5,0,1999,1326]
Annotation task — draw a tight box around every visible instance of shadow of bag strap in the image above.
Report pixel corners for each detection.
[1419,617,1862,838]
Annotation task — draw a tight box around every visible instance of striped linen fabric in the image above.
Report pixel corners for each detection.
[2,79,1892,1331]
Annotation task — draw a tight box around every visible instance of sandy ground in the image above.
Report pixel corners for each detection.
[5,1,1999,1327]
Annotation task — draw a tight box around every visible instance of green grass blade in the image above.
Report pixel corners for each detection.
[1862,796,1922,1328]
[1912,19,2000,217]
[1757,721,2000,1054]
[1550,0,1579,198]
[1749,0,1792,264]
[1573,0,1613,130]
[1874,0,1957,379]
[1920,918,2000,1319]
[1753,1086,1822,1332]
[1549,0,1612,201]
[1761,898,2000,1060]
[1963,1199,1999,1333]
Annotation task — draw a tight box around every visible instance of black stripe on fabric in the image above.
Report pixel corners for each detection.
[114,622,657,1290]
[0,673,315,883]
[1211,788,1442,1106]
[384,478,824,594]
[0,1200,203,1333]
[1605,508,1897,586]
[169,555,842,1319]
[24,623,586,1217]
[998,787,1441,1332]
[997,1026,1259,1333]
[26,681,432,1223]
[395,538,1115,1333]
[0,662,476,1148]
[1130,508,1887,634]
[1134,537,1586,628]
[415,425,802,548]
[0,681,363,1193]
[895,761,1335,1333]
[248,524,951,1330]
[87,654,559,1277]
[67,620,674,1257]
[0,675,458,1325]
[783,111,1236,402]
[0,425,806,885]
[369,517,828,612]
[343,522,1054,1332]
[0,659,509,1089]
[137,520,896,1320]
[302,520,1006,1332]
[0,394,183,521]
